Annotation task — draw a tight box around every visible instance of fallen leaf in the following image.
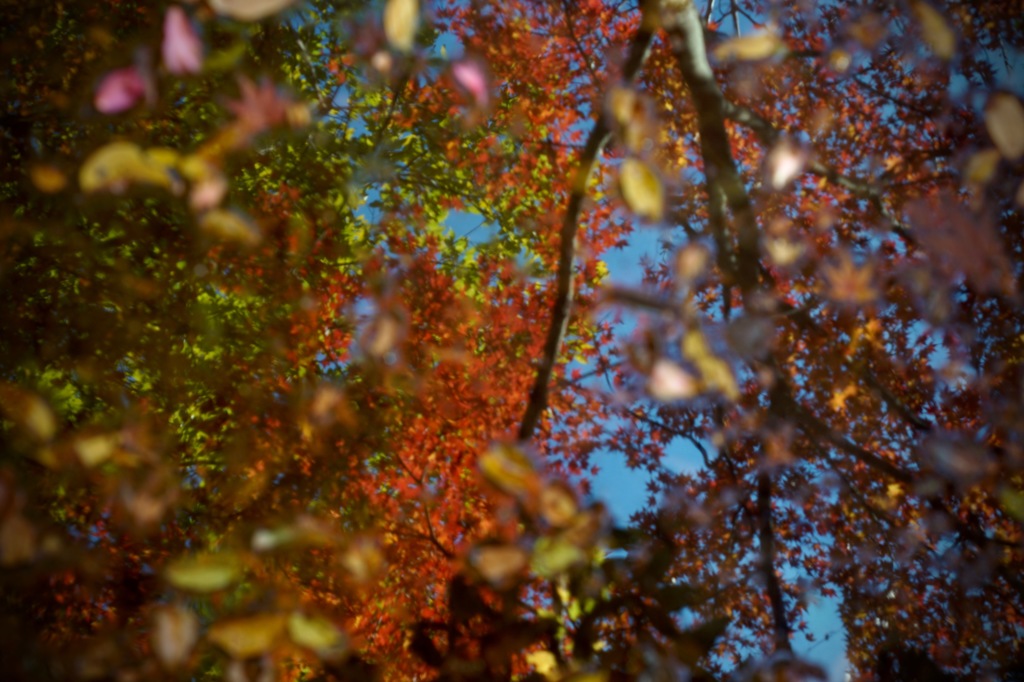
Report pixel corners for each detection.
[531,535,586,579]
[765,139,806,189]
[539,482,578,528]
[452,59,488,107]
[29,164,68,193]
[165,552,242,593]
[287,612,348,659]
[79,142,178,194]
[199,209,262,247]
[911,1,956,60]
[985,92,1024,161]
[963,148,1001,185]
[0,513,36,566]
[207,613,287,659]
[341,536,384,583]
[209,0,296,21]
[647,359,699,401]
[383,0,419,52]
[479,444,539,498]
[152,605,199,669]
[472,544,529,587]
[163,6,203,75]
[713,31,785,61]
[74,432,119,468]
[620,158,664,221]
[94,66,149,114]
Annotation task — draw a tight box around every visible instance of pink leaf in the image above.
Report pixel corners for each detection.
[452,59,488,108]
[163,6,203,76]
[94,66,147,114]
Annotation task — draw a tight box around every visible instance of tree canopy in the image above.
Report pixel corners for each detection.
[2,0,1023,680]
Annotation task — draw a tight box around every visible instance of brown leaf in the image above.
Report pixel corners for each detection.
[911,1,956,60]
[985,92,1024,161]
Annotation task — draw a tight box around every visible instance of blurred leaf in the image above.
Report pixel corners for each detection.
[209,0,296,21]
[29,164,67,193]
[472,543,529,587]
[539,481,578,527]
[287,612,348,659]
[199,209,262,247]
[208,613,287,659]
[647,359,699,401]
[384,0,419,52]
[531,535,586,579]
[0,384,57,442]
[152,605,199,669]
[911,1,956,60]
[619,158,664,221]
[73,432,118,468]
[0,514,36,566]
[713,31,785,61]
[79,142,178,194]
[341,536,384,583]
[985,92,1024,161]
[165,552,242,593]
[479,444,539,499]
[162,6,203,75]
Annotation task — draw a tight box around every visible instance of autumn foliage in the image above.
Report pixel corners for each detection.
[2,0,1023,680]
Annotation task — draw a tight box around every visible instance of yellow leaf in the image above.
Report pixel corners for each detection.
[985,92,1024,161]
[79,142,176,194]
[74,432,118,468]
[525,650,559,680]
[619,158,664,221]
[911,1,955,60]
[287,612,347,658]
[766,237,804,267]
[479,444,539,498]
[531,535,586,579]
[208,0,296,21]
[713,31,785,61]
[29,164,67,193]
[0,384,57,442]
[152,605,199,669]
[207,613,287,659]
[681,330,738,400]
[384,0,419,52]
[198,209,262,247]
[165,552,242,593]
[964,148,1002,186]
[829,384,857,413]
[607,87,638,128]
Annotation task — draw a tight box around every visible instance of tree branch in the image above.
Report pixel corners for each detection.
[517,8,655,442]
[663,0,760,295]
[756,470,792,652]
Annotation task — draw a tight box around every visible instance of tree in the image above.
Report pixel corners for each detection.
[1,0,1022,680]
